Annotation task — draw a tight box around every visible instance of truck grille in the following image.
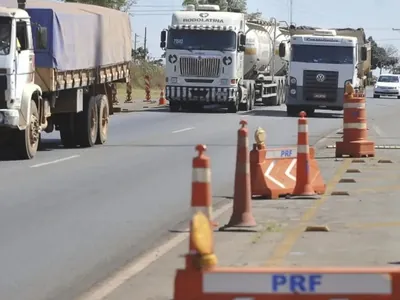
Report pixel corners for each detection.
[179,57,220,78]
[303,70,338,102]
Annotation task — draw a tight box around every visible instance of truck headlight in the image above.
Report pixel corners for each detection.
[171,77,177,84]
[220,79,228,85]
[290,77,297,85]
[290,88,296,95]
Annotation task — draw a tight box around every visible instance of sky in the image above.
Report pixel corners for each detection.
[131,0,400,73]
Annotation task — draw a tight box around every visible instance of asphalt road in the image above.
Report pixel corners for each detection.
[0,96,381,300]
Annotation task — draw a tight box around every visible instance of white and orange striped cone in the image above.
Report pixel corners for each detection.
[290,111,318,199]
[221,120,257,231]
[186,144,218,269]
[159,90,167,105]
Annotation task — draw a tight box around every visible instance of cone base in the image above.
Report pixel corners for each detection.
[219,224,260,232]
[289,194,320,200]
[292,183,316,198]
[335,140,375,158]
[220,214,258,232]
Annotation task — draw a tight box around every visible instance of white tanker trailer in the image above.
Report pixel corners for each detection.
[160,4,291,112]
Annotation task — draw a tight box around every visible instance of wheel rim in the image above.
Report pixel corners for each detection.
[90,105,97,141]
[101,104,109,138]
[29,113,40,148]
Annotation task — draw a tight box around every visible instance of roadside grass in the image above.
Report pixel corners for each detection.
[117,60,165,101]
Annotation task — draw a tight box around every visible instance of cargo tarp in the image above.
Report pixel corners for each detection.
[0,0,132,71]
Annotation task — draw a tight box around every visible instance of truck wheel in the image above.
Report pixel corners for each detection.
[249,84,255,111]
[15,100,40,159]
[77,96,98,147]
[169,101,180,112]
[238,99,249,111]
[96,95,109,145]
[59,114,78,148]
[286,106,299,117]
[278,84,285,105]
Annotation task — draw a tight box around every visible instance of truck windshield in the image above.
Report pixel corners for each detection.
[292,45,354,64]
[0,17,11,55]
[167,29,236,51]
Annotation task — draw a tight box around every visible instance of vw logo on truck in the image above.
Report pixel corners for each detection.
[316,73,325,82]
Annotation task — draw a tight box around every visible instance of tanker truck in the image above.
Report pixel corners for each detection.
[160,4,291,113]
[278,26,371,116]
[0,0,132,159]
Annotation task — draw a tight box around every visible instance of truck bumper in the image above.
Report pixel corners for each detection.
[0,109,20,128]
[166,85,237,103]
[286,86,345,111]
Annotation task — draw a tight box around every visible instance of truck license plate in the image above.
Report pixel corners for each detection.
[314,93,326,99]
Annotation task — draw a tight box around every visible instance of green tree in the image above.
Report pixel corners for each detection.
[65,0,136,11]
[368,36,399,70]
[132,46,148,60]
[182,0,247,12]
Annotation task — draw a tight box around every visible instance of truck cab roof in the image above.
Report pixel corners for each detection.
[0,7,29,18]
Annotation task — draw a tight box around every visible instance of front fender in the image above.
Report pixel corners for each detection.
[19,83,42,128]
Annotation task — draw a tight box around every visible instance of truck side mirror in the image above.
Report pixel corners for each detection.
[160,30,167,49]
[361,46,367,61]
[238,33,246,52]
[279,43,286,58]
[239,33,246,46]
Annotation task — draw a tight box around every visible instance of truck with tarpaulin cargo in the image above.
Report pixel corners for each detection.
[278,26,371,117]
[0,0,132,159]
[160,4,290,113]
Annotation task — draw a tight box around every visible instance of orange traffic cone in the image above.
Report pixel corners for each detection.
[186,144,217,268]
[291,111,317,198]
[159,89,167,105]
[221,120,257,231]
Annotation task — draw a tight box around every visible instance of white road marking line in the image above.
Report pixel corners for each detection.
[172,127,195,134]
[285,159,297,181]
[78,202,232,300]
[30,155,80,168]
[371,124,384,137]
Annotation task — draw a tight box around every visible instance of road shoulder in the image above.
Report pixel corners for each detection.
[82,128,346,300]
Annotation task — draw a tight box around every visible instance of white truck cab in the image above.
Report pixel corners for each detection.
[0,7,40,127]
[160,4,249,113]
[279,29,368,116]
[0,6,43,157]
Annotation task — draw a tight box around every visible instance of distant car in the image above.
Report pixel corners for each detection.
[373,74,400,99]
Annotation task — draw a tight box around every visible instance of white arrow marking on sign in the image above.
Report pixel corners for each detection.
[264,160,285,188]
[285,159,297,181]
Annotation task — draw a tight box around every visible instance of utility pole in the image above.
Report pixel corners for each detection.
[144,27,147,61]
[289,0,293,26]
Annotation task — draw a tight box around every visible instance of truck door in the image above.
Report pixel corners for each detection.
[15,20,34,103]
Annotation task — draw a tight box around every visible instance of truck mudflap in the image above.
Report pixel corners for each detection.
[166,85,236,103]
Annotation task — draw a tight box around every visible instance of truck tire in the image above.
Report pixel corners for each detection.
[272,83,280,106]
[14,100,40,159]
[77,96,98,147]
[59,114,78,148]
[228,101,239,113]
[249,83,255,111]
[169,101,180,112]
[286,105,300,117]
[96,95,109,145]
